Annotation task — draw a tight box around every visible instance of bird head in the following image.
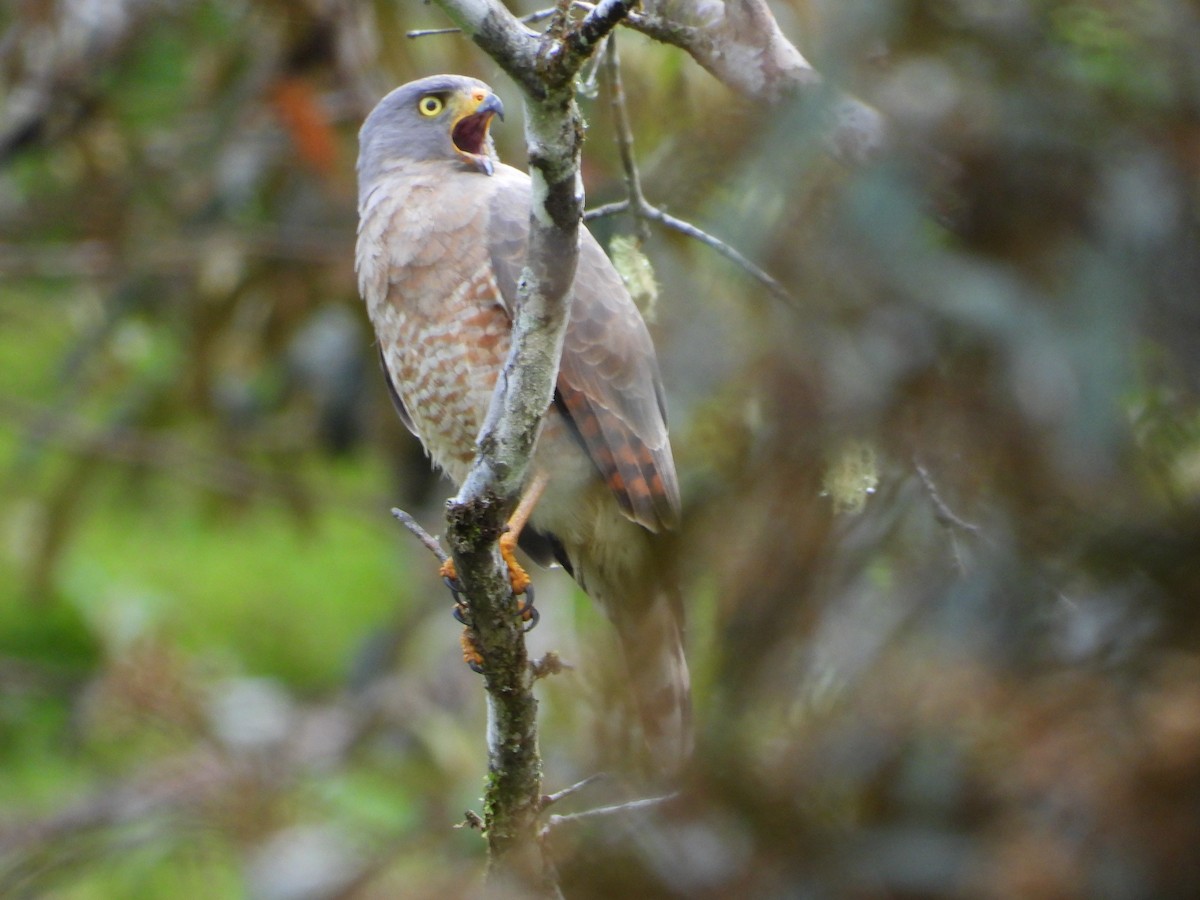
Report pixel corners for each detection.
[358,74,505,184]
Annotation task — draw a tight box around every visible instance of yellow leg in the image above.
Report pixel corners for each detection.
[444,472,549,671]
[499,470,549,595]
[439,470,548,595]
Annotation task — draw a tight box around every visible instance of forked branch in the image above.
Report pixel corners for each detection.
[588,34,798,307]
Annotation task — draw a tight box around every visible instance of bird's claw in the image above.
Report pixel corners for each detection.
[460,629,484,674]
[442,553,535,628]
[452,583,535,632]
[440,557,463,596]
[517,583,538,632]
[442,548,538,674]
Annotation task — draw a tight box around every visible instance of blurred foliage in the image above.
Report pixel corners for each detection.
[2,0,1200,897]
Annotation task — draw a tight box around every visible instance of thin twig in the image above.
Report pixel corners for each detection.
[913,460,981,537]
[652,206,797,307]
[539,773,607,810]
[390,508,449,564]
[530,651,573,679]
[583,198,629,220]
[407,7,564,39]
[585,196,797,307]
[914,457,985,575]
[586,34,799,308]
[406,25,463,38]
[603,35,649,242]
[542,793,676,832]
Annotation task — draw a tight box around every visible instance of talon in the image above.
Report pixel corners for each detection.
[517,583,538,632]
[461,629,484,674]
[440,558,463,596]
[452,602,471,626]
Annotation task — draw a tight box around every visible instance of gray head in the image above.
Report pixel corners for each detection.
[357,74,504,194]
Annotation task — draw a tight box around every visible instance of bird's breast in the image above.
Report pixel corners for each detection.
[357,170,513,485]
[385,286,511,485]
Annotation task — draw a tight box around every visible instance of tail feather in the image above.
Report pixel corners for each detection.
[539,515,692,776]
[611,586,693,774]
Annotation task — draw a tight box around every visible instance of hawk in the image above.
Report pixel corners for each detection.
[355,74,689,768]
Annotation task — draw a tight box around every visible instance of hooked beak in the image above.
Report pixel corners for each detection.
[452,90,504,176]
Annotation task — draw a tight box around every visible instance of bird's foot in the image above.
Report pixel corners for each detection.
[441,560,470,625]
[499,527,539,631]
[459,630,484,674]
[440,548,537,674]
[442,542,536,627]
[516,583,538,632]
[441,559,481,671]
[439,557,461,590]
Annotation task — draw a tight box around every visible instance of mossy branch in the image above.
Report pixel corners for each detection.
[427,1,635,893]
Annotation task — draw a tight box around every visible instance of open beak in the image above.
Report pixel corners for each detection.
[452,90,504,176]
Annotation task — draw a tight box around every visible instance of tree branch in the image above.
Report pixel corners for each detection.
[390,509,449,565]
[588,34,799,307]
[565,0,637,60]
[602,36,650,243]
[428,1,634,893]
[627,0,887,165]
[433,0,542,97]
[0,0,191,163]
[633,0,818,101]
[539,773,607,810]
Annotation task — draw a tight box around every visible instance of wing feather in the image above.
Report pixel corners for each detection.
[487,167,680,532]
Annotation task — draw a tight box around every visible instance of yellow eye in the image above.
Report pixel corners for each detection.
[418,95,444,117]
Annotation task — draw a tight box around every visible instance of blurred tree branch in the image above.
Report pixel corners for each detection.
[0,0,193,162]
[0,395,372,510]
[542,792,674,831]
[0,233,347,279]
[410,1,887,165]
[625,0,886,164]
[586,34,798,307]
